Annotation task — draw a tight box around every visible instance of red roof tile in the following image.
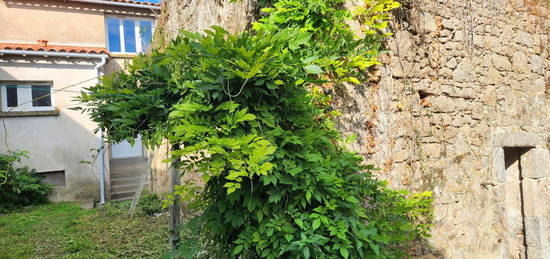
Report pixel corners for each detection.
[101,0,160,7]
[0,42,110,55]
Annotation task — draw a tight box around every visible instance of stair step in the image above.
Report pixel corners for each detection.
[111,190,136,201]
[112,183,139,193]
[111,177,141,186]
[110,157,148,167]
[109,164,147,172]
[110,171,145,179]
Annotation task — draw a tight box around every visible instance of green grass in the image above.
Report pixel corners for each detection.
[0,202,169,258]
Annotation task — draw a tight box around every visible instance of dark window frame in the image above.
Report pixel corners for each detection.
[1,82,55,112]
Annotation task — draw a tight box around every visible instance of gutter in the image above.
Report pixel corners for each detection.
[0,49,108,59]
[0,49,109,205]
[69,0,161,10]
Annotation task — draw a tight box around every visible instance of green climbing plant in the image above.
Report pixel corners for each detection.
[77,0,433,258]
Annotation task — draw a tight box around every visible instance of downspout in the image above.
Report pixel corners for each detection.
[94,55,108,205]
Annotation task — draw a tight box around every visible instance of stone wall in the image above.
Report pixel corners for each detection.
[155,0,256,42]
[334,0,549,258]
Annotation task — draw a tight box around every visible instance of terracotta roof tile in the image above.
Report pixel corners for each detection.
[102,0,160,7]
[0,42,110,55]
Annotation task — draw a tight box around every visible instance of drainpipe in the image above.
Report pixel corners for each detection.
[94,55,108,205]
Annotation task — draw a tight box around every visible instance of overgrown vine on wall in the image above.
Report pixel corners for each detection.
[77,0,433,258]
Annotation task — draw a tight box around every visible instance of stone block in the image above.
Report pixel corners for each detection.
[444,127,458,140]
[501,25,514,40]
[511,51,529,73]
[393,149,410,163]
[521,148,550,179]
[486,67,504,85]
[493,132,541,147]
[491,54,512,71]
[524,217,550,257]
[515,31,534,47]
[424,144,443,158]
[421,13,438,33]
[431,95,455,113]
[446,57,458,69]
[494,147,506,183]
[453,59,475,82]
[442,17,459,30]
[529,54,545,74]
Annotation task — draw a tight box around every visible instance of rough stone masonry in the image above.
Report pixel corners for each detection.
[334,0,550,258]
[156,0,549,258]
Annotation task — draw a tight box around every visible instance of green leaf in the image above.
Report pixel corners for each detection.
[312,218,321,230]
[399,223,414,232]
[234,109,257,124]
[232,245,244,255]
[289,32,312,50]
[301,56,318,64]
[305,190,312,202]
[216,101,239,112]
[340,247,349,259]
[285,234,293,242]
[346,77,361,85]
[368,242,380,255]
[257,210,264,223]
[295,218,304,229]
[303,64,323,74]
[303,247,310,259]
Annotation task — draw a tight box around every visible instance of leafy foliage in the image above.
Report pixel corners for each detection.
[77,0,432,258]
[0,151,52,213]
[254,0,399,85]
[139,193,167,216]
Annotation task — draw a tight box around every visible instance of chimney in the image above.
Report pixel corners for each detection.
[37,40,48,47]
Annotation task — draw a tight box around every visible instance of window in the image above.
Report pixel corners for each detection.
[39,170,66,187]
[106,17,154,54]
[1,83,55,112]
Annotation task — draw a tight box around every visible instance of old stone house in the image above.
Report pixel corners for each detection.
[156,0,549,258]
[0,0,159,202]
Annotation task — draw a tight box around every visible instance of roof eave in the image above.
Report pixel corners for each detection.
[0,49,110,59]
[69,0,161,10]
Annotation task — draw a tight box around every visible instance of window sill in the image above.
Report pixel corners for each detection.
[111,53,138,58]
[0,109,60,117]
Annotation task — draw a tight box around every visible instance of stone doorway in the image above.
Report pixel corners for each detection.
[503,147,531,259]
[494,133,550,259]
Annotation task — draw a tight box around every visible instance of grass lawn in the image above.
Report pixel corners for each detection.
[0,202,169,258]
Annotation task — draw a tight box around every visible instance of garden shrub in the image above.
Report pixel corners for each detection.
[139,193,166,216]
[78,0,433,258]
[0,151,52,213]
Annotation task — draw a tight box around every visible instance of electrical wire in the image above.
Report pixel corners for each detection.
[1,76,100,150]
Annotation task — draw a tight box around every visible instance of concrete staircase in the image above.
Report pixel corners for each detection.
[109,157,149,202]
